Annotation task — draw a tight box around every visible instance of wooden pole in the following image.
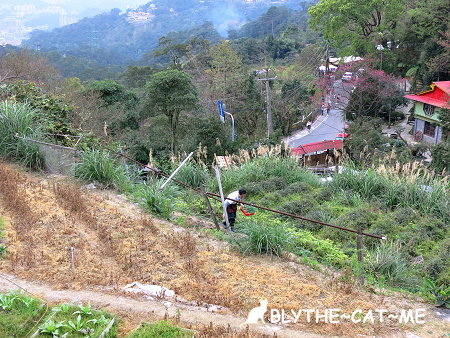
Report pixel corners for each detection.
[214,166,229,230]
[201,186,220,230]
[357,225,364,285]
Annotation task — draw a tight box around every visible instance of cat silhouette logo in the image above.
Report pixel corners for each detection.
[240,299,268,327]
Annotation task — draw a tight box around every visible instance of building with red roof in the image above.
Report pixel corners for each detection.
[404,81,450,144]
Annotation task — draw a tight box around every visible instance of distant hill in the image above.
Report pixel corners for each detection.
[22,0,307,64]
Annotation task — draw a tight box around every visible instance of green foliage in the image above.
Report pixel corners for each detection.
[211,156,320,194]
[38,319,66,336]
[128,320,192,338]
[431,139,450,174]
[289,229,349,267]
[75,149,128,189]
[120,66,159,88]
[46,302,116,337]
[0,81,78,146]
[0,100,44,169]
[133,179,181,219]
[309,0,405,55]
[175,162,209,189]
[0,291,46,337]
[363,241,419,289]
[85,79,139,109]
[422,278,450,308]
[232,218,294,257]
[329,167,450,221]
[143,70,199,154]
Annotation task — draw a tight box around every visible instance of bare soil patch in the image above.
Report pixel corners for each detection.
[0,162,448,337]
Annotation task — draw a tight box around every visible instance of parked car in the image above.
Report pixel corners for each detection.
[342,72,353,81]
[335,132,349,140]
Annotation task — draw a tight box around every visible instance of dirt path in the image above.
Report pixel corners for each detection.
[0,273,322,337]
[0,162,449,337]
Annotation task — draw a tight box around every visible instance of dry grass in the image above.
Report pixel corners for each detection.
[0,162,443,337]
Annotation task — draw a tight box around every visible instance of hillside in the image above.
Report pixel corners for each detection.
[21,0,306,64]
[0,161,449,336]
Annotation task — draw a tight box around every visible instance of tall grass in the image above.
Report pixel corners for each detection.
[133,178,181,219]
[330,168,449,221]
[363,241,419,289]
[210,156,320,193]
[174,162,208,188]
[0,101,44,169]
[74,149,128,189]
[232,218,294,257]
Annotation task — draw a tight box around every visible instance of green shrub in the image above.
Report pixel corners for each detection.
[174,162,208,188]
[289,229,349,267]
[75,149,128,189]
[128,320,192,338]
[133,178,181,219]
[0,100,44,169]
[233,218,294,257]
[279,198,316,218]
[0,291,46,337]
[363,241,419,289]
[210,156,320,193]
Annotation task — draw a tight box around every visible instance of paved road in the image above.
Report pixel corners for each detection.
[285,80,350,148]
[285,109,346,148]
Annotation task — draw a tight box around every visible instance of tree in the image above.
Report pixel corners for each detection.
[0,48,58,84]
[309,0,405,55]
[120,66,159,88]
[345,69,406,122]
[207,41,245,101]
[143,70,199,154]
[85,80,138,109]
[276,80,312,136]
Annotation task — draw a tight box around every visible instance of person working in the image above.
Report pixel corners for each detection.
[223,189,246,232]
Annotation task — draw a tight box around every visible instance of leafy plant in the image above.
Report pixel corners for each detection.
[0,100,44,169]
[0,245,6,258]
[133,178,181,219]
[38,319,66,336]
[233,218,294,257]
[363,241,417,289]
[51,303,71,315]
[86,314,110,327]
[289,229,349,267]
[175,162,208,188]
[128,320,193,338]
[0,293,17,311]
[72,303,93,316]
[75,148,128,188]
[65,314,88,332]
[423,278,450,308]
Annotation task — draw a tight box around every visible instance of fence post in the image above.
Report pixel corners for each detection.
[214,166,229,231]
[357,225,364,285]
[201,185,220,230]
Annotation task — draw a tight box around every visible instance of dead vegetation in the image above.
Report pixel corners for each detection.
[0,162,445,337]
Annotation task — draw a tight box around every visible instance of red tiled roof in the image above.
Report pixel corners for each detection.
[404,94,450,108]
[435,81,450,94]
[404,81,450,108]
[291,139,343,155]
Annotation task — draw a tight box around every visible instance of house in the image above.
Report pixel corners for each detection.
[291,140,343,167]
[405,81,450,144]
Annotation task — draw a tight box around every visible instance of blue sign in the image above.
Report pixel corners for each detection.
[217,100,225,123]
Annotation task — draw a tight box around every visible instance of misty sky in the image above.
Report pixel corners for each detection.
[1,0,145,14]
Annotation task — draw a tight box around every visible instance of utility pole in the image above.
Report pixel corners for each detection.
[258,68,277,137]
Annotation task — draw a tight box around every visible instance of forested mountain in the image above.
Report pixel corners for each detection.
[22,0,307,63]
